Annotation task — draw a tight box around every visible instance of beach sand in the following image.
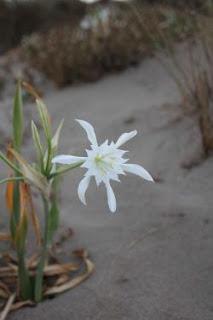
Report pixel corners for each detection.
[1,51,213,320]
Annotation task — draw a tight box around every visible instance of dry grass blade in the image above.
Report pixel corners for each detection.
[0,282,11,298]
[0,262,19,278]
[22,81,41,100]
[7,264,17,272]
[0,260,78,279]
[5,176,14,214]
[0,274,16,279]
[0,265,17,278]
[0,293,16,320]
[26,185,42,246]
[10,300,35,312]
[44,252,94,296]
[42,263,78,277]
[2,254,17,265]
[54,274,70,286]
[0,249,94,315]
[27,254,39,269]
[0,289,9,300]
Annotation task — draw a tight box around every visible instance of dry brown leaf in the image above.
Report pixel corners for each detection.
[5,177,14,214]
[22,81,41,100]
[0,282,11,297]
[0,264,18,278]
[0,266,17,274]
[0,293,16,320]
[10,300,35,312]
[0,274,16,279]
[25,185,41,246]
[54,274,70,286]
[2,278,16,286]
[7,264,17,272]
[44,254,94,296]
[0,261,78,279]
[2,254,17,265]
[29,262,79,277]
[0,289,9,300]
[0,234,10,242]
[15,182,28,240]
[43,263,78,277]
[27,254,39,269]
[5,148,15,214]
[73,248,87,259]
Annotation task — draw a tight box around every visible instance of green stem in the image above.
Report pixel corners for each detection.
[14,180,33,300]
[49,161,84,179]
[34,196,50,303]
[45,140,52,176]
[18,250,33,300]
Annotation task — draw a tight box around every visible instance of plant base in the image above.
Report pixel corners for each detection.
[0,249,94,319]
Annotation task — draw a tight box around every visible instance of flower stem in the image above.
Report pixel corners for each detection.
[49,161,84,179]
[34,196,50,303]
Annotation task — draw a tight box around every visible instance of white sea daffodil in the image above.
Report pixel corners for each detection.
[52,120,154,213]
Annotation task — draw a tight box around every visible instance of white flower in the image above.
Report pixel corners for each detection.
[52,120,154,213]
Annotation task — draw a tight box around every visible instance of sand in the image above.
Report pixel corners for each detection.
[0,51,213,320]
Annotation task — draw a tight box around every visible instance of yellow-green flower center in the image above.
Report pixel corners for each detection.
[95,155,103,164]
[94,154,115,175]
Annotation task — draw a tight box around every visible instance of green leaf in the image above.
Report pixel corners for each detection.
[31,120,44,167]
[51,119,64,154]
[48,177,60,241]
[48,199,59,243]
[43,119,64,175]
[13,81,24,151]
[36,99,51,141]
[49,161,84,179]
[17,251,33,300]
[0,177,23,185]
[10,181,20,241]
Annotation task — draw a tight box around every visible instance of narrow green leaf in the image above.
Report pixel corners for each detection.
[49,161,84,179]
[10,181,20,241]
[51,119,64,154]
[17,251,33,300]
[48,178,60,241]
[0,177,23,185]
[48,200,59,242]
[43,119,64,175]
[13,81,24,151]
[31,120,44,166]
[15,215,28,251]
[36,99,51,141]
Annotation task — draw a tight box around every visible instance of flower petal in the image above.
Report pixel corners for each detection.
[122,163,154,182]
[52,155,86,165]
[76,119,98,146]
[78,175,91,205]
[105,180,117,213]
[115,130,137,148]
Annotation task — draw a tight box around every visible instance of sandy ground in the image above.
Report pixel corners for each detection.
[0,51,213,319]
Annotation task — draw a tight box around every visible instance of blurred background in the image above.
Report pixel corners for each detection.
[0,0,212,154]
[0,0,212,93]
